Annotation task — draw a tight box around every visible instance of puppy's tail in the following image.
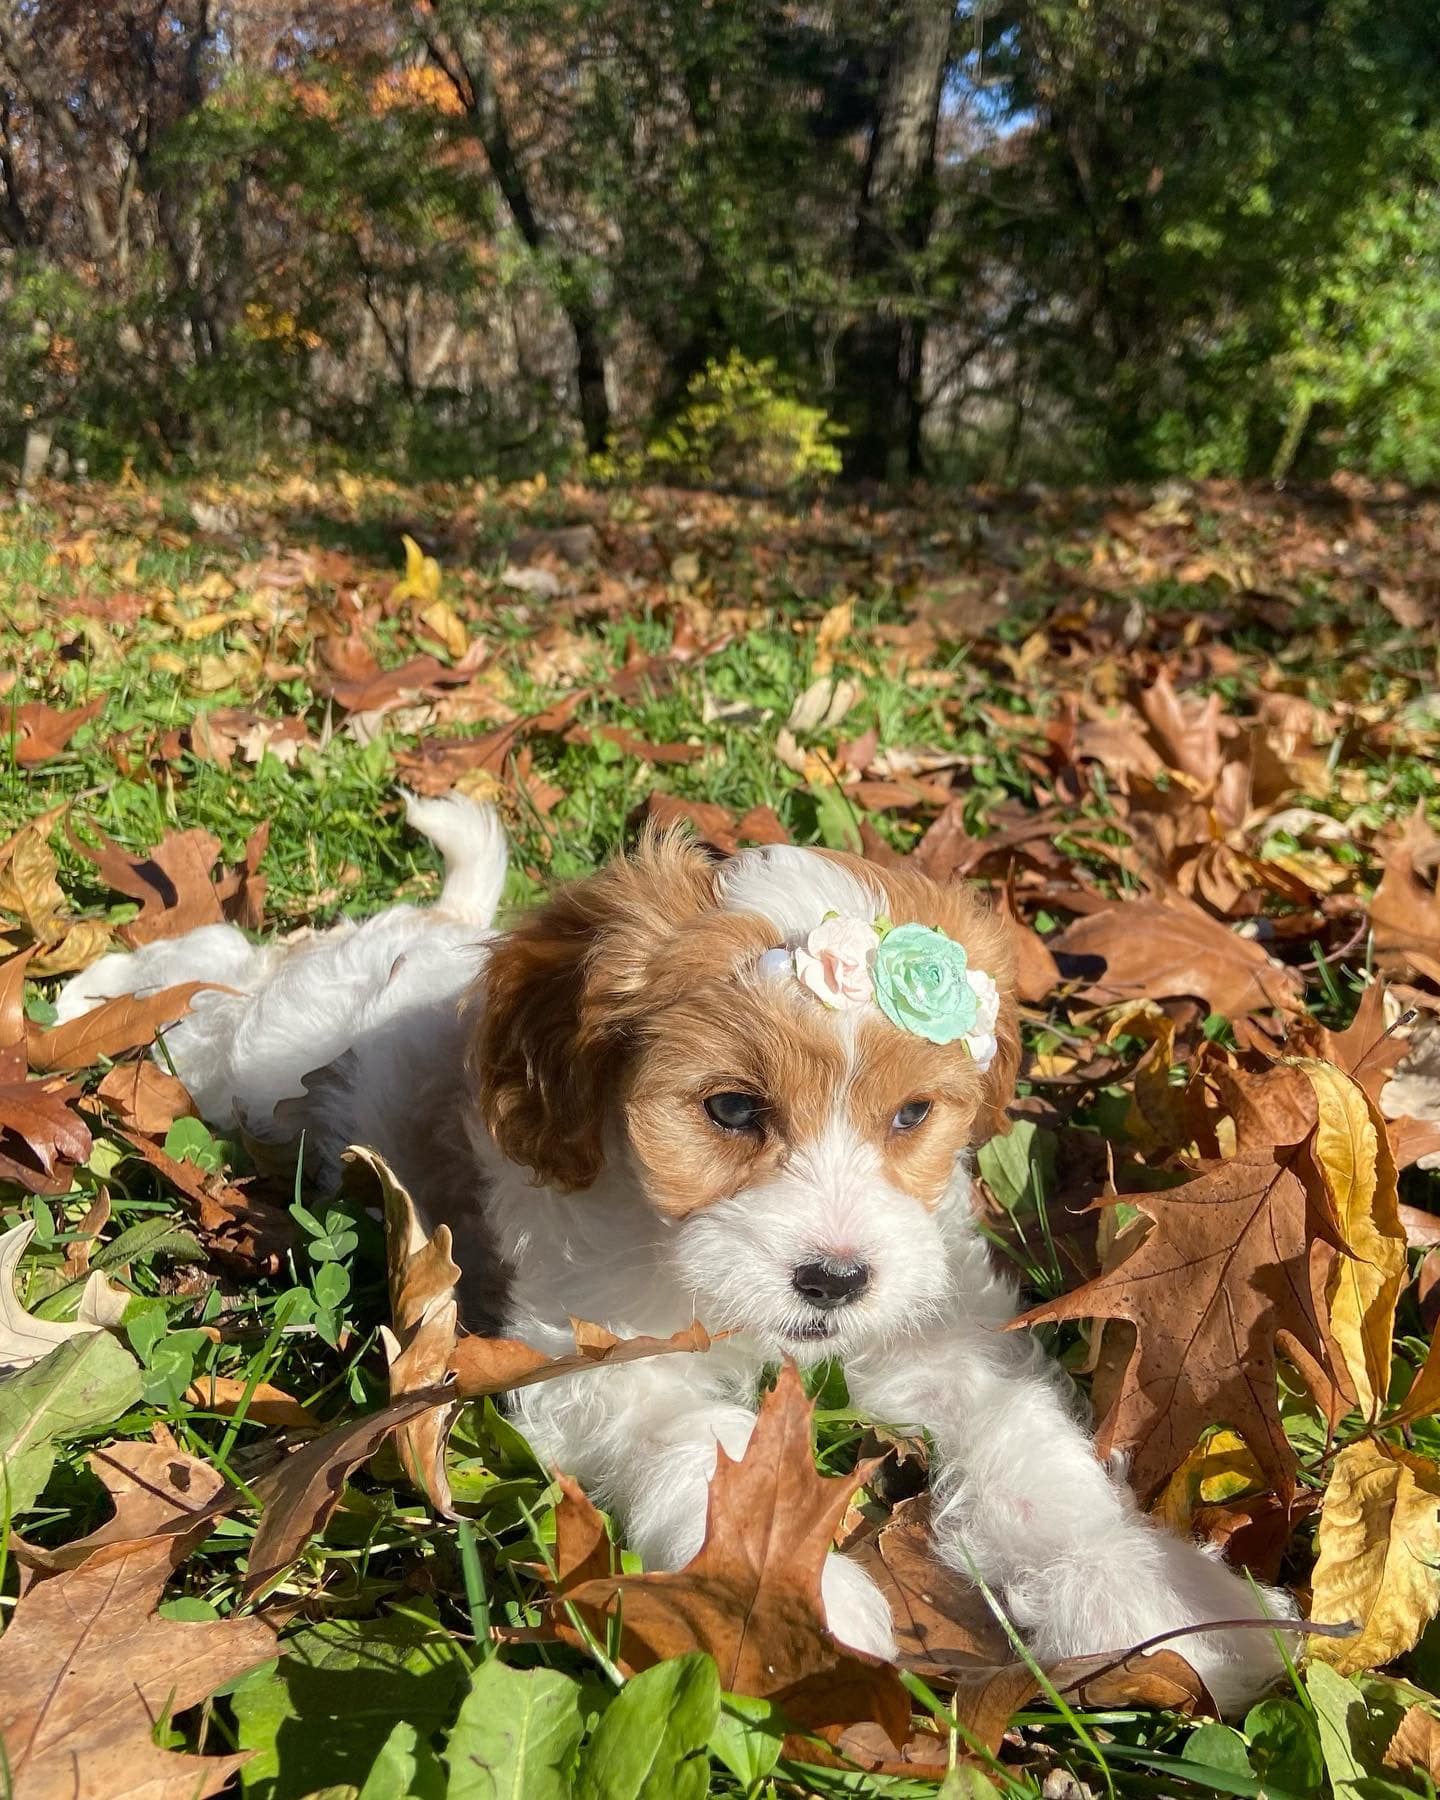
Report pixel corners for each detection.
[403,791,509,927]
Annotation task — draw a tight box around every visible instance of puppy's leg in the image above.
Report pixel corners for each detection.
[511,1360,896,1659]
[847,1326,1295,1712]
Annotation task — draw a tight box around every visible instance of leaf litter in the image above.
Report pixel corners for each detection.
[6,473,1440,1793]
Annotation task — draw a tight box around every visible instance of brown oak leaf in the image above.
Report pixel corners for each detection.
[0,1532,274,1799]
[68,819,269,945]
[1049,891,1304,1020]
[10,1442,227,1578]
[1013,1065,1339,1501]
[13,698,103,767]
[556,1363,911,1745]
[1371,807,1440,985]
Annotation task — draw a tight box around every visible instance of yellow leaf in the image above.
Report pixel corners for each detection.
[812,597,854,674]
[149,650,187,676]
[417,598,469,662]
[0,827,65,937]
[1155,1428,1265,1535]
[392,534,441,605]
[1294,1057,1406,1415]
[182,570,238,604]
[1309,1439,1440,1673]
[30,920,115,976]
[1390,1332,1440,1428]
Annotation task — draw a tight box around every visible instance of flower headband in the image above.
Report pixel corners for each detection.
[757,916,1000,1071]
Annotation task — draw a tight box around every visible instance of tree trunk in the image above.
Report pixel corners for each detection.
[417,6,611,453]
[838,0,953,482]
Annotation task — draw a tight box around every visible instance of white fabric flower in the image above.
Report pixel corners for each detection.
[962,966,1001,1071]
[793,916,881,1009]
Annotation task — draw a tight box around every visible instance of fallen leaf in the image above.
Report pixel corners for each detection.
[112,1127,296,1275]
[0,1219,108,1375]
[1384,1704,1440,1781]
[242,1393,445,1597]
[1294,1058,1405,1416]
[0,1531,274,1798]
[67,821,267,947]
[447,1318,717,1396]
[364,1144,463,1514]
[12,697,103,766]
[417,597,470,660]
[10,1440,227,1576]
[0,1067,92,1193]
[788,676,859,734]
[184,1374,317,1430]
[944,1650,1206,1763]
[27,980,215,1072]
[243,1318,718,1597]
[634,792,790,853]
[0,823,67,937]
[392,532,441,604]
[1309,1439,1440,1673]
[850,1495,1010,1675]
[95,1060,196,1134]
[1155,1429,1267,1538]
[1014,1066,1338,1500]
[1372,808,1440,984]
[1050,892,1304,1020]
[557,1364,910,1744]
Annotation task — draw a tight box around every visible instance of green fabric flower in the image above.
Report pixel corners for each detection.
[872,923,978,1045]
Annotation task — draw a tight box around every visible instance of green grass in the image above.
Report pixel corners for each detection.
[5,472,1440,1798]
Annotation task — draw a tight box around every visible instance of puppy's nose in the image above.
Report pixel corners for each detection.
[792,1257,870,1310]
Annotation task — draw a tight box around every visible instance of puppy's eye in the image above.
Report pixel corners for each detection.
[704,1091,765,1134]
[892,1098,931,1132]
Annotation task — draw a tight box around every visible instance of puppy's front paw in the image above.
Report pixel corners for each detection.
[820,1551,897,1660]
[1024,1535,1298,1715]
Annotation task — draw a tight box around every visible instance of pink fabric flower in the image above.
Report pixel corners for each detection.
[793,916,880,1009]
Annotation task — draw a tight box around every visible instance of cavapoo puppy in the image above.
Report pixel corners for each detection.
[58,794,1292,1708]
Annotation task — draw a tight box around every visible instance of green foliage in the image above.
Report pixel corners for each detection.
[0,1334,142,1515]
[611,351,843,489]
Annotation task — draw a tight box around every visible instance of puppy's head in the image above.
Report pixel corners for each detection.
[469,833,1020,1358]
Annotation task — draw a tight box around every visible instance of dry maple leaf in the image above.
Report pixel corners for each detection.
[67,819,268,946]
[632,791,790,854]
[557,1364,911,1746]
[363,1144,464,1515]
[1014,1064,1340,1501]
[13,698,103,767]
[1295,1057,1406,1417]
[0,1531,274,1800]
[0,1069,92,1194]
[27,981,217,1074]
[10,1441,227,1578]
[1050,890,1304,1020]
[95,1060,196,1135]
[1371,807,1440,985]
[839,1495,1205,1765]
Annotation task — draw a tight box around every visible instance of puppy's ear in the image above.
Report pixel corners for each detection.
[467,830,717,1190]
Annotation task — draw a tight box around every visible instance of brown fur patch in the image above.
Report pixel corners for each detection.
[468,837,1026,1209]
[465,828,721,1190]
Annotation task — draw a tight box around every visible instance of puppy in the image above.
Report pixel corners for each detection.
[58,795,1293,1708]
